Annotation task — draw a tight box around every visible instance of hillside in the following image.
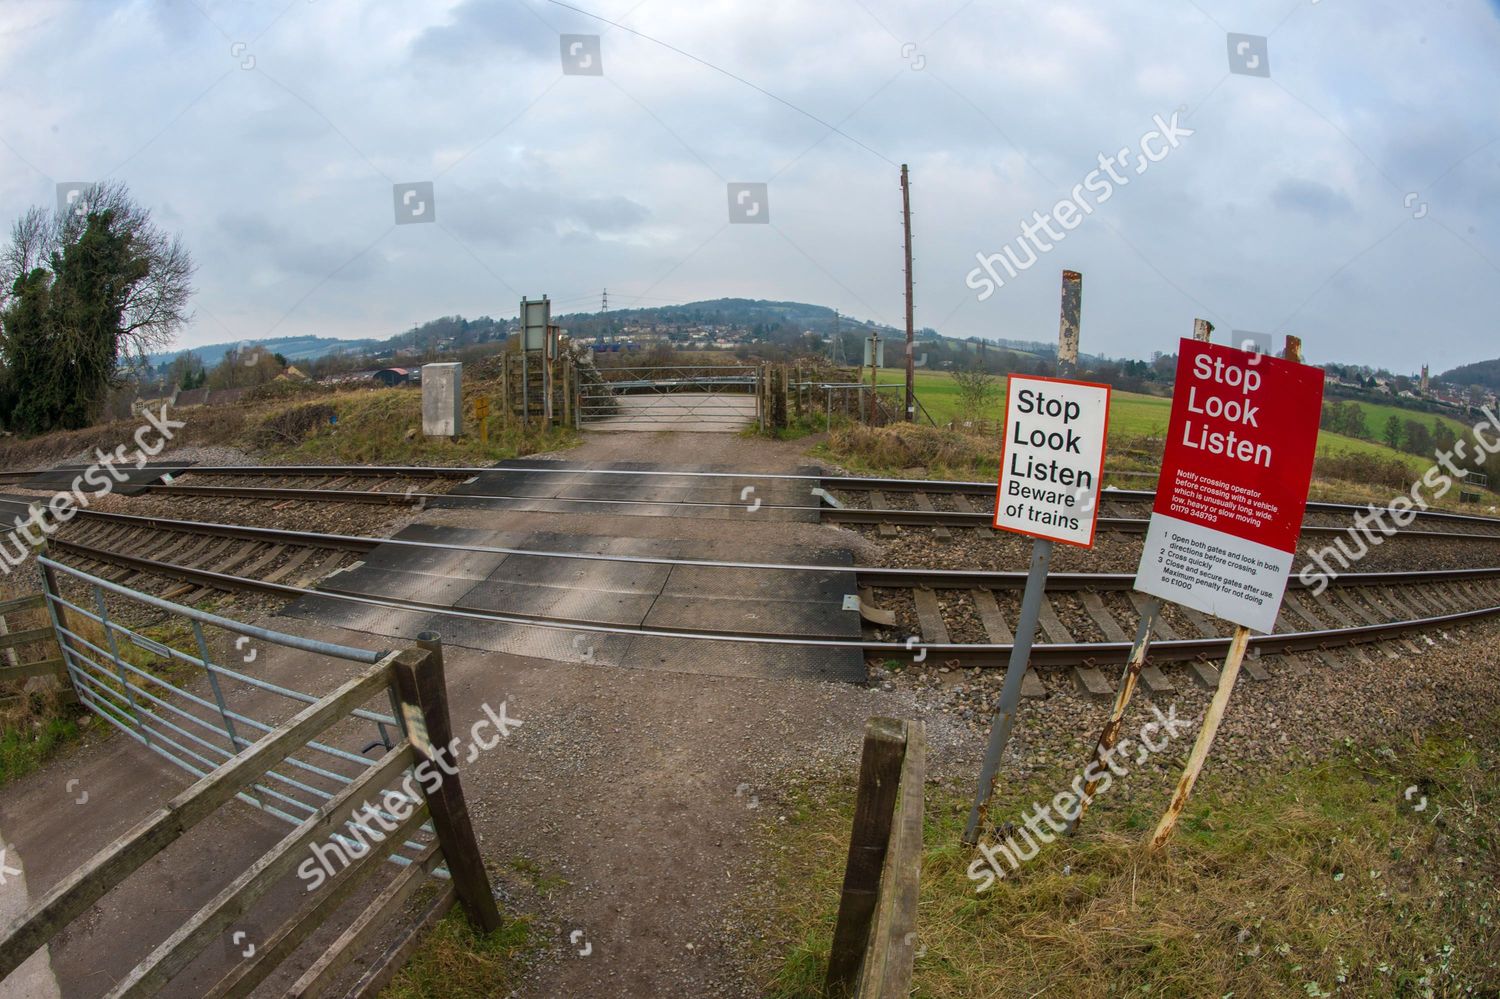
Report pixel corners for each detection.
[1441,357,1500,391]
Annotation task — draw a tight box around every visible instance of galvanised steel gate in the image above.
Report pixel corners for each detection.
[37,555,433,867]
[576,363,761,431]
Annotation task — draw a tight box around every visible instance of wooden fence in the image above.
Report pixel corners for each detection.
[824,717,926,999]
[0,636,499,998]
[0,593,72,708]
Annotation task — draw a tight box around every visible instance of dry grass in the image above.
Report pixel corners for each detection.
[257,385,574,466]
[0,382,575,470]
[754,721,1500,997]
[818,424,998,479]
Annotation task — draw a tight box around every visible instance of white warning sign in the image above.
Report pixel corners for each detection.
[992,374,1112,548]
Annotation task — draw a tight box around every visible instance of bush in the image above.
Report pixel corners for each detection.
[827,423,994,474]
[252,402,338,447]
[1313,450,1419,490]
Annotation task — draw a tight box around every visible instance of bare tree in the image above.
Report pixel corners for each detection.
[1,181,194,359]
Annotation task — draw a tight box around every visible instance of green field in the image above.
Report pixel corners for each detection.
[1327,395,1477,444]
[882,369,1442,476]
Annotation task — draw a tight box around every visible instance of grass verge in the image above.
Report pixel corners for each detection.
[379,907,535,999]
[755,721,1500,997]
[0,713,78,786]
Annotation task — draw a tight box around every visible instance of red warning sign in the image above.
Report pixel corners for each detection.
[1135,339,1324,631]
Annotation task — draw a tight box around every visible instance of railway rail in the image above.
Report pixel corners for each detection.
[11,461,1498,541]
[35,506,1500,691]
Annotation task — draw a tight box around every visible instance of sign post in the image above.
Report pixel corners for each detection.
[1141,335,1323,848]
[962,271,1112,844]
[1067,317,1213,835]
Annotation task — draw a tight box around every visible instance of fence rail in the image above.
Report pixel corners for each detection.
[0,591,70,706]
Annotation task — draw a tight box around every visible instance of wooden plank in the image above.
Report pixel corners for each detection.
[1283,593,1362,666]
[1309,593,1355,629]
[1139,664,1176,696]
[1073,666,1114,699]
[1187,659,1220,688]
[1280,593,1328,630]
[203,809,434,999]
[0,614,18,671]
[1240,654,1271,682]
[288,839,445,998]
[969,589,1013,643]
[108,744,418,997]
[824,717,906,999]
[869,491,899,538]
[911,589,950,647]
[1328,591,1401,659]
[0,627,55,652]
[1036,596,1074,644]
[237,544,288,580]
[1079,592,1129,642]
[344,885,457,999]
[0,595,44,616]
[1178,607,1221,639]
[1021,670,1046,698]
[293,550,349,589]
[0,658,67,683]
[262,544,317,584]
[910,493,951,541]
[1130,592,1179,639]
[0,655,398,981]
[854,720,924,999]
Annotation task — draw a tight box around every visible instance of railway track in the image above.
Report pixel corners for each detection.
[38,506,1500,697]
[17,462,1499,542]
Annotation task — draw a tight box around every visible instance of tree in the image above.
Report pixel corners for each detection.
[952,366,998,424]
[1341,402,1367,438]
[1403,419,1434,457]
[207,346,281,389]
[1383,414,1403,449]
[167,350,206,390]
[0,182,194,432]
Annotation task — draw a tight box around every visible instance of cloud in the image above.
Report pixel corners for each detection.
[0,0,1497,372]
[1270,178,1355,219]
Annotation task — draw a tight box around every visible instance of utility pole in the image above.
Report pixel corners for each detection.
[901,164,915,422]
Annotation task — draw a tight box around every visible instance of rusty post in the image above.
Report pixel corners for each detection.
[901,164,915,422]
[1056,271,1082,377]
[1283,335,1303,364]
[962,270,1081,846]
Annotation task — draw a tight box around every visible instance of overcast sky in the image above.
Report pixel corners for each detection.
[2,0,1498,372]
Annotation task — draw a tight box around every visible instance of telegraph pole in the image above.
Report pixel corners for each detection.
[901,164,915,422]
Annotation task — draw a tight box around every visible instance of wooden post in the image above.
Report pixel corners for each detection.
[1069,317,1212,835]
[501,353,511,422]
[824,718,906,998]
[1150,626,1250,850]
[391,635,502,933]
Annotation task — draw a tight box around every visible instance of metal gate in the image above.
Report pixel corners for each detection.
[576,363,761,431]
[37,555,432,866]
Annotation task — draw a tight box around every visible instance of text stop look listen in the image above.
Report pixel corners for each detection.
[1135,339,1324,633]
[993,375,1111,548]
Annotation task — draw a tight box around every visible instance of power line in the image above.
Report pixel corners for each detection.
[541,0,896,166]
